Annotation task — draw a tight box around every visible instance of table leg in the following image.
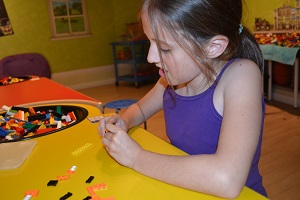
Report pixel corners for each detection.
[268,60,272,100]
[294,59,299,108]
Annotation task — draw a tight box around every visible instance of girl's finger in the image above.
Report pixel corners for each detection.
[98,116,111,136]
[104,131,114,141]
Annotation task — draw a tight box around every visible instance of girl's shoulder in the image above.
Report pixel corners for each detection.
[223,58,261,81]
[216,58,262,95]
[213,59,263,115]
[229,58,260,71]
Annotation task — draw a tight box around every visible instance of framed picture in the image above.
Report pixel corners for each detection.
[0,0,13,37]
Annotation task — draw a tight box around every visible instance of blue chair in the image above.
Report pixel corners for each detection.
[103,99,147,129]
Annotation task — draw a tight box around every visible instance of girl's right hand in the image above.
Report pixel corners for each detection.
[97,114,129,137]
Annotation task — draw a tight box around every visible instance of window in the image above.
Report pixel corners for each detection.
[47,0,90,40]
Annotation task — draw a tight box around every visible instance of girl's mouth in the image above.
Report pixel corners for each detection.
[159,68,166,77]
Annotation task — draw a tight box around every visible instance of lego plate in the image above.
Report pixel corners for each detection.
[0,105,88,143]
[0,140,37,170]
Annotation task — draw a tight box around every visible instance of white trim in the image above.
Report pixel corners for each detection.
[52,64,132,90]
[52,65,300,107]
[273,86,300,106]
[50,33,91,41]
[266,59,299,108]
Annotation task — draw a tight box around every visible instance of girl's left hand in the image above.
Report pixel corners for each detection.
[101,123,143,168]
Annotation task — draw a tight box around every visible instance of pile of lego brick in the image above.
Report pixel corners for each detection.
[254,32,300,47]
[0,76,29,86]
[0,105,77,142]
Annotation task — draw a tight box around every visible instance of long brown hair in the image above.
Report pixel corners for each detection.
[140,0,263,86]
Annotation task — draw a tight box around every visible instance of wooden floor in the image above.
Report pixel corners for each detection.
[77,81,300,200]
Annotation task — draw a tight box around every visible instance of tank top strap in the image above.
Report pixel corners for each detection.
[215,58,238,82]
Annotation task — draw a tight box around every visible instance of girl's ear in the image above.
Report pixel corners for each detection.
[206,35,229,58]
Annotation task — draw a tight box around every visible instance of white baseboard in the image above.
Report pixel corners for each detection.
[51,64,132,90]
[272,86,300,107]
[53,67,300,107]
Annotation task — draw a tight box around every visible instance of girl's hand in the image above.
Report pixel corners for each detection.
[97,114,128,137]
[101,123,143,168]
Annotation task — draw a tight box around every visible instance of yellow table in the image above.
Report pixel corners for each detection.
[0,103,268,200]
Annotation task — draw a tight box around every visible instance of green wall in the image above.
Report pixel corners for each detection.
[244,0,295,31]
[0,0,140,73]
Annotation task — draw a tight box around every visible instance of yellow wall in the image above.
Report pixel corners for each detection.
[1,0,295,74]
[244,0,295,31]
[0,0,140,73]
[112,0,141,38]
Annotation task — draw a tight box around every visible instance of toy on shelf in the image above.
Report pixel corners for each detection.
[274,3,300,30]
[255,18,271,31]
[274,4,293,30]
[296,0,300,29]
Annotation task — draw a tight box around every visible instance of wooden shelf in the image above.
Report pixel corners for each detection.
[111,40,158,88]
[253,29,298,34]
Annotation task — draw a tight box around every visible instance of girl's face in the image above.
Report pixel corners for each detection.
[142,13,202,87]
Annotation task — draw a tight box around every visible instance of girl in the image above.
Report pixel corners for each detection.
[98,0,267,198]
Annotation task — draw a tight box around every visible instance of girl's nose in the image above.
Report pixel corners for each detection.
[147,43,160,64]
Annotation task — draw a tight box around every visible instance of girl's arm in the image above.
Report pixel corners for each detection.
[121,77,167,128]
[126,60,263,198]
[103,60,263,199]
[98,78,166,135]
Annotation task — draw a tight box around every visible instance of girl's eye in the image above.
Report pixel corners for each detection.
[161,48,170,53]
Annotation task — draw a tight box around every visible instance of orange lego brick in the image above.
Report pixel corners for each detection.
[90,196,101,200]
[18,121,25,126]
[24,189,39,197]
[86,186,96,196]
[36,128,56,135]
[66,170,75,175]
[31,120,39,125]
[8,119,15,124]
[92,183,107,191]
[14,110,24,120]
[56,175,70,180]
[29,107,35,114]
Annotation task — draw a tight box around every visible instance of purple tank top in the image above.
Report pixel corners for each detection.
[163,59,267,197]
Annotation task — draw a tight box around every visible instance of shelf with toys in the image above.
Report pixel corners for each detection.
[252,3,300,107]
[253,31,300,107]
[253,2,300,46]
